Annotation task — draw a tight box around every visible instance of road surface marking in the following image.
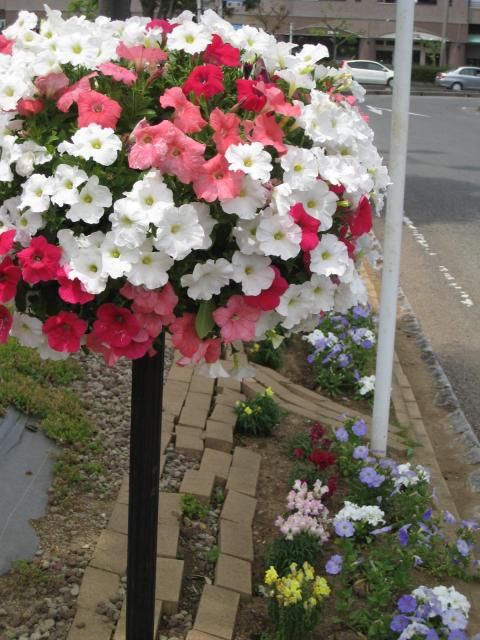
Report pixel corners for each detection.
[403,217,474,308]
[368,106,430,118]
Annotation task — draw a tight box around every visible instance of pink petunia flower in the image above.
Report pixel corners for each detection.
[289,203,320,251]
[0,229,16,256]
[57,267,95,304]
[248,113,286,154]
[35,72,70,99]
[209,108,242,155]
[56,74,97,112]
[0,34,14,55]
[92,303,141,349]
[120,282,178,339]
[0,256,21,303]
[159,87,206,134]
[257,82,301,117]
[183,64,224,100]
[128,119,172,170]
[17,98,45,117]
[77,90,122,129]
[42,311,87,353]
[99,62,138,86]
[17,236,61,285]
[116,42,167,72]
[157,122,206,184]
[176,336,222,366]
[0,305,13,343]
[169,313,202,359]
[146,18,176,34]
[212,295,260,343]
[193,154,243,202]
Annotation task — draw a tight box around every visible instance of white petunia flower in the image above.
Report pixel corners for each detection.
[10,312,44,348]
[256,212,301,260]
[280,147,319,190]
[51,164,88,207]
[277,284,311,329]
[58,124,122,166]
[233,217,263,256]
[57,33,101,68]
[4,11,38,37]
[66,175,112,224]
[276,67,315,95]
[231,251,274,296]
[153,204,204,260]
[166,21,212,54]
[300,275,336,314]
[12,208,45,246]
[109,198,150,249]
[358,375,375,396]
[20,174,54,213]
[262,40,297,73]
[195,203,216,250]
[68,248,108,294]
[128,240,173,290]
[180,258,232,300]
[309,234,349,277]
[334,270,368,313]
[225,143,273,183]
[13,141,52,178]
[100,232,139,279]
[0,76,30,111]
[292,43,329,66]
[291,182,338,230]
[221,175,268,219]
[125,173,174,226]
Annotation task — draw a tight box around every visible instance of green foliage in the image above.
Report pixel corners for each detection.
[265,534,322,576]
[67,0,98,19]
[206,545,219,564]
[235,388,283,437]
[411,64,448,83]
[249,338,285,370]
[180,493,209,521]
[10,560,57,590]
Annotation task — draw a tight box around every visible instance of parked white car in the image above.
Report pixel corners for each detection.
[342,60,394,88]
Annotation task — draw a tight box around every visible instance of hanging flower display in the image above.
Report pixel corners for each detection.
[0,7,390,375]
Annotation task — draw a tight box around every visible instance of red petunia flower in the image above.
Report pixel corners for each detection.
[349,194,373,237]
[146,18,176,34]
[183,64,224,99]
[0,229,16,256]
[92,303,141,349]
[57,268,95,305]
[17,98,45,117]
[17,236,61,285]
[77,90,122,129]
[0,257,21,303]
[244,266,289,311]
[0,34,14,55]
[204,35,241,68]
[236,79,267,112]
[289,203,320,251]
[0,305,13,343]
[308,448,336,470]
[309,421,325,443]
[42,311,88,353]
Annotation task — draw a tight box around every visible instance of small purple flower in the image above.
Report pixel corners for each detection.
[353,445,369,460]
[398,524,411,546]
[448,631,467,640]
[442,609,467,631]
[456,538,470,557]
[422,508,433,521]
[306,354,315,364]
[413,555,424,566]
[352,419,367,437]
[361,339,374,350]
[335,519,355,538]
[443,510,457,525]
[338,353,351,368]
[390,614,410,632]
[335,427,349,442]
[371,525,393,536]
[397,594,417,614]
[325,554,343,575]
[353,369,361,381]
[359,466,385,488]
[353,305,370,319]
[425,630,440,640]
[460,518,479,531]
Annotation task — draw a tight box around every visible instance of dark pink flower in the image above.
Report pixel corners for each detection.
[0,305,13,343]
[183,65,224,99]
[0,257,21,303]
[17,237,61,285]
[42,311,87,353]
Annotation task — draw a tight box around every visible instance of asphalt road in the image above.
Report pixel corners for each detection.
[364,94,480,434]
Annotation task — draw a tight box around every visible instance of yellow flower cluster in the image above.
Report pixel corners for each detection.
[264,562,330,610]
[264,387,274,397]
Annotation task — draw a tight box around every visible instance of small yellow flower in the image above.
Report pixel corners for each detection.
[264,566,279,585]
[264,386,274,397]
[304,596,317,610]
[243,406,253,415]
[251,342,260,352]
[303,562,314,581]
[235,400,243,407]
[313,576,331,599]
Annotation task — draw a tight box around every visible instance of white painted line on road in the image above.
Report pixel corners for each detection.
[403,217,474,308]
[366,105,384,115]
[375,107,431,118]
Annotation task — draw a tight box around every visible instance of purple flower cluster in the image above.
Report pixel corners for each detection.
[359,466,386,488]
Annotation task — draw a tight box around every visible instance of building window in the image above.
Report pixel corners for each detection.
[417,0,437,4]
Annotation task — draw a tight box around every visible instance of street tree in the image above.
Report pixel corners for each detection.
[309,2,357,62]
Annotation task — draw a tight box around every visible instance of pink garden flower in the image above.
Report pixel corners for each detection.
[157,122,206,184]
[128,119,171,170]
[57,268,95,304]
[99,62,138,86]
[248,112,286,154]
[169,312,202,358]
[121,282,179,338]
[17,236,61,285]
[244,267,289,311]
[17,98,45,117]
[183,64,224,99]
[193,154,243,202]
[289,203,320,251]
[0,34,14,55]
[159,87,206,134]
[92,303,141,349]
[203,35,240,68]
[0,229,15,256]
[0,256,21,303]
[42,311,87,353]
[209,108,242,155]
[0,305,13,343]
[35,72,70,99]
[213,295,260,342]
[77,90,122,129]
[56,74,96,112]
[116,42,167,72]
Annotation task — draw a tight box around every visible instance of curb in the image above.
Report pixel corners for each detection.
[366,89,479,97]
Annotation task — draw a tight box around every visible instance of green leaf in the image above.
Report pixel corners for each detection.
[195,300,215,339]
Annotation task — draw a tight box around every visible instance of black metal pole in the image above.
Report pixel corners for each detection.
[98,0,131,19]
[127,334,164,640]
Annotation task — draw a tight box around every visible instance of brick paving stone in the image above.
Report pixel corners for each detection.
[178,404,210,429]
[219,520,253,562]
[76,567,120,611]
[221,490,257,527]
[231,447,261,474]
[216,377,241,393]
[157,520,180,558]
[241,379,265,400]
[91,529,127,575]
[155,558,184,615]
[159,492,181,524]
[204,420,234,453]
[176,425,205,439]
[209,405,237,427]
[108,502,128,535]
[215,389,246,404]
[215,553,251,598]
[176,431,204,458]
[184,393,213,411]
[189,376,216,395]
[180,469,215,504]
[113,599,163,640]
[168,365,194,382]
[200,449,232,484]
[67,609,114,640]
[117,476,129,506]
[194,584,240,640]
[226,466,258,498]
[186,631,224,640]
[406,401,422,420]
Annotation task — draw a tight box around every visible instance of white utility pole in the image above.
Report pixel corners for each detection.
[371,0,415,456]
[439,0,450,66]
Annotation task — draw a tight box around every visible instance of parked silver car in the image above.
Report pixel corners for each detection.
[342,60,395,87]
[435,67,480,91]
